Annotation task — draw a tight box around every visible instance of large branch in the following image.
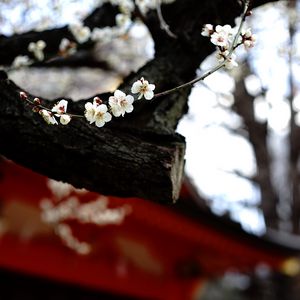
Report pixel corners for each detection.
[0,0,278,203]
[0,73,186,203]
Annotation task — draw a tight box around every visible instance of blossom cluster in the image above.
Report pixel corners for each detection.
[19,77,155,127]
[84,77,155,127]
[12,38,77,69]
[68,0,176,45]
[201,24,257,69]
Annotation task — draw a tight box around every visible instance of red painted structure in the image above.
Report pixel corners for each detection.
[0,159,297,299]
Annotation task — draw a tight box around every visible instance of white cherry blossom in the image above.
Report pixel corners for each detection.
[84,99,111,127]
[94,104,112,127]
[242,28,257,49]
[69,21,91,44]
[84,101,97,124]
[210,25,233,48]
[28,40,46,61]
[109,90,134,117]
[40,110,57,125]
[60,114,71,125]
[52,99,68,116]
[201,24,213,37]
[131,77,155,100]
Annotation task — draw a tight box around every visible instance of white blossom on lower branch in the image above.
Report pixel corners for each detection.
[131,77,155,100]
[109,89,134,117]
[85,97,112,127]
[19,77,154,127]
[52,99,72,125]
[52,99,68,116]
[60,114,71,125]
[40,109,58,125]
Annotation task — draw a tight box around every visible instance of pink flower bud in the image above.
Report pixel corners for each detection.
[93,97,102,105]
[19,91,28,100]
[33,97,41,105]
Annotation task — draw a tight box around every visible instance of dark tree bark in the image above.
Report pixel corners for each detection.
[0,0,278,203]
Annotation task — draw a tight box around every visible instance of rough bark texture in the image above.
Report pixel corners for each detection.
[0,0,277,203]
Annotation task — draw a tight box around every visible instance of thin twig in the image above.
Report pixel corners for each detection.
[156,0,177,39]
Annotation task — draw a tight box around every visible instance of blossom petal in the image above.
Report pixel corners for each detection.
[95,119,105,127]
[111,107,122,117]
[108,96,117,106]
[85,102,93,110]
[144,90,154,100]
[148,84,155,91]
[60,114,71,125]
[114,89,125,98]
[97,104,108,113]
[125,104,134,113]
[104,112,112,122]
[131,81,142,94]
[125,95,134,104]
[215,25,222,33]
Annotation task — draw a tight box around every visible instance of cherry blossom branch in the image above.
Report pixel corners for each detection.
[20,92,83,125]
[154,0,251,99]
[19,77,155,126]
[18,0,255,128]
[153,63,225,98]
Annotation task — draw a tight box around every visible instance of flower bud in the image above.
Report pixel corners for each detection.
[19,91,28,100]
[93,97,102,105]
[33,97,41,105]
